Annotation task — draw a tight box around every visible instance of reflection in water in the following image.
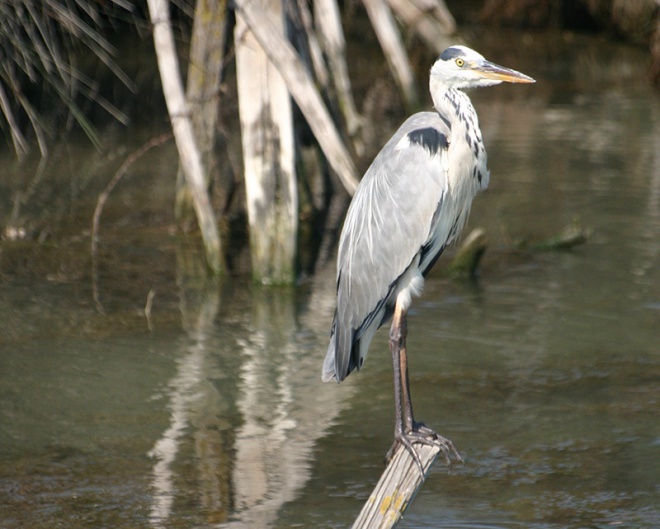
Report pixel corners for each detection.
[222,286,352,528]
[636,104,660,299]
[148,339,207,526]
[148,250,223,526]
[229,293,304,527]
[147,251,352,528]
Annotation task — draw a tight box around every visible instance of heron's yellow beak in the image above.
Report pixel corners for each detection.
[474,60,536,84]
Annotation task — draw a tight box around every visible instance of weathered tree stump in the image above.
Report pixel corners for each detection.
[235,0,298,285]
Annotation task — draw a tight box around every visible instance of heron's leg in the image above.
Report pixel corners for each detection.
[386,300,463,472]
[389,306,404,435]
[387,301,423,469]
[397,311,415,432]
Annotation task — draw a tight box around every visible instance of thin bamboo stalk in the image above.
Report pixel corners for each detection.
[362,0,419,109]
[147,0,224,275]
[315,0,364,150]
[387,0,456,55]
[408,0,456,34]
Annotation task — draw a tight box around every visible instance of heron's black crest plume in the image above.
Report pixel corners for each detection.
[439,47,466,61]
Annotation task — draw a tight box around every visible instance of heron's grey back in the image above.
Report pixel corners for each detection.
[325,112,452,382]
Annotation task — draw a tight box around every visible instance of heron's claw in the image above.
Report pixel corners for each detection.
[385,422,463,475]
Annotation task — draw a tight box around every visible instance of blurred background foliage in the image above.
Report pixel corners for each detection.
[0,0,657,160]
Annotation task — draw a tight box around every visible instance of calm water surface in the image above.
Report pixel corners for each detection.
[1,32,659,528]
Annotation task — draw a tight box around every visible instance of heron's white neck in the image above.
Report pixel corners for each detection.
[430,74,501,110]
[430,77,451,110]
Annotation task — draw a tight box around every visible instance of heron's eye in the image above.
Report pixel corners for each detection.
[455,58,465,67]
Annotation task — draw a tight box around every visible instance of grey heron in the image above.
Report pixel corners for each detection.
[322,45,535,469]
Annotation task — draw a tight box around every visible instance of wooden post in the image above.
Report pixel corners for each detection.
[352,443,442,529]
[233,0,359,196]
[235,0,298,285]
[175,0,229,225]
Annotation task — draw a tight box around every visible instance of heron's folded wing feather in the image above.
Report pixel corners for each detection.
[333,112,451,379]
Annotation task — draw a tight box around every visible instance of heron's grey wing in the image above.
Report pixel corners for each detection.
[331,112,451,381]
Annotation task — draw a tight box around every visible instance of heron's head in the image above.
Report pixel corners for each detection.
[430,45,535,92]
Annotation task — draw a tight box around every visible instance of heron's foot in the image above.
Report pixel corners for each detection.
[385,422,463,475]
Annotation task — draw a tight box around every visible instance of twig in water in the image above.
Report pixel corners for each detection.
[145,288,156,332]
[91,132,173,313]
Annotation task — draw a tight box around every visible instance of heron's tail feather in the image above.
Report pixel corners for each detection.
[321,338,337,382]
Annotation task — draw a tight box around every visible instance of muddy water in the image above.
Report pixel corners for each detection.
[1,30,659,528]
